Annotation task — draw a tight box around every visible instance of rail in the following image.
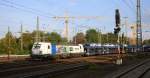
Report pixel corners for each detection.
[112,59,150,78]
[0,62,88,78]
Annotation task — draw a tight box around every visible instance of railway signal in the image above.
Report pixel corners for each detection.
[114,9,122,65]
[114,27,121,35]
[114,9,121,35]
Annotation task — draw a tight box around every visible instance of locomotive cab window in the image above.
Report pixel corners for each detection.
[34,44,41,49]
[48,45,50,49]
[63,47,67,52]
[75,48,79,50]
[70,47,73,51]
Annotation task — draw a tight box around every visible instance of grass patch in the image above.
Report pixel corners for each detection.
[88,63,99,70]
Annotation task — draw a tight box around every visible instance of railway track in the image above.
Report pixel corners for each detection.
[0,54,116,71]
[0,60,53,70]
[139,68,150,78]
[111,59,150,78]
[0,62,88,78]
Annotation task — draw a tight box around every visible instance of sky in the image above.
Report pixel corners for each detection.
[0,0,150,40]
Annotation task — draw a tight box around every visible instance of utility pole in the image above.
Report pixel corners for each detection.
[136,0,142,51]
[42,31,45,42]
[73,27,77,45]
[97,28,100,44]
[20,23,23,52]
[107,33,109,44]
[42,26,45,42]
[100,29,102,44]
[95,28,101,44]
[36,16,40,42]
[122,17,128,53]
[123,17,128,45]
[65,15,69,41]
[8,26,10,60]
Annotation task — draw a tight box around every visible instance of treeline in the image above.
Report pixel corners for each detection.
[0,29,126,55]
[143,39,150,45]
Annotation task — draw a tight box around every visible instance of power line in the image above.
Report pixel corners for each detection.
[111,0,130,19]
[0,0,52,18]
[2,0,55,16]
[121,0,136,13]
[122,0,134,9]
[130,0,135,6]
[140,0,148,18]
[0,2,47,18]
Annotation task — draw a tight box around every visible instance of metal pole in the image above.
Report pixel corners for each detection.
[74,27,76,45]
[8,26,10,60]
[65,18,69,42]
[42,26,45,42]
[107,33,109,43]
[36,16,40,42]
[42,31,45,42]
[123,17,128,45]
[97,28,100,43]
[107,33,109,53]
[136,0,142,52]
[122,33,125,53]
[116,31,123,65]
[118,33,120,54]
[100,29,102,44]
[20,23,23,52]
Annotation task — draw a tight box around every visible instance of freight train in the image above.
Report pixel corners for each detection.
[31,42,123,59]
[31,42,150,59]
[143,45,150,52]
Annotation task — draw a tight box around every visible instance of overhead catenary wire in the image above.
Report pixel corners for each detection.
[111,0,132,18]
[0,3,50,18]
[130,0,136,7]
[121,0,136,14]
[2,0,55,16]
[0,0,54,18]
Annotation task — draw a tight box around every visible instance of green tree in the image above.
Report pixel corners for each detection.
[31,30,45,42]
[101,32,129,44]
[60,38,68,45]
[103,33,118,44]
[0,32,19,54]
[47,32,61,44]
[86,29,99,43]
[73,32,86,44]
[143,39,150,45]
[0,38,7,54]
[17,32,33,54]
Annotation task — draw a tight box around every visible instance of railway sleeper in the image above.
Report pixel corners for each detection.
[5,63,89,78]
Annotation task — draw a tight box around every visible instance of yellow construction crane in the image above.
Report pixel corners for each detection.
[53,13,104,41]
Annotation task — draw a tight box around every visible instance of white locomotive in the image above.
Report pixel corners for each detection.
[31,42,84,59]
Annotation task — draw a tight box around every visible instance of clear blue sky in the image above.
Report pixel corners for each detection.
[0,0,149,39]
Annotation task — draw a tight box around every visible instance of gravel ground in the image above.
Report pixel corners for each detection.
[0,55,29,63]
[53,55,150,78]
[0,54,149,78]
